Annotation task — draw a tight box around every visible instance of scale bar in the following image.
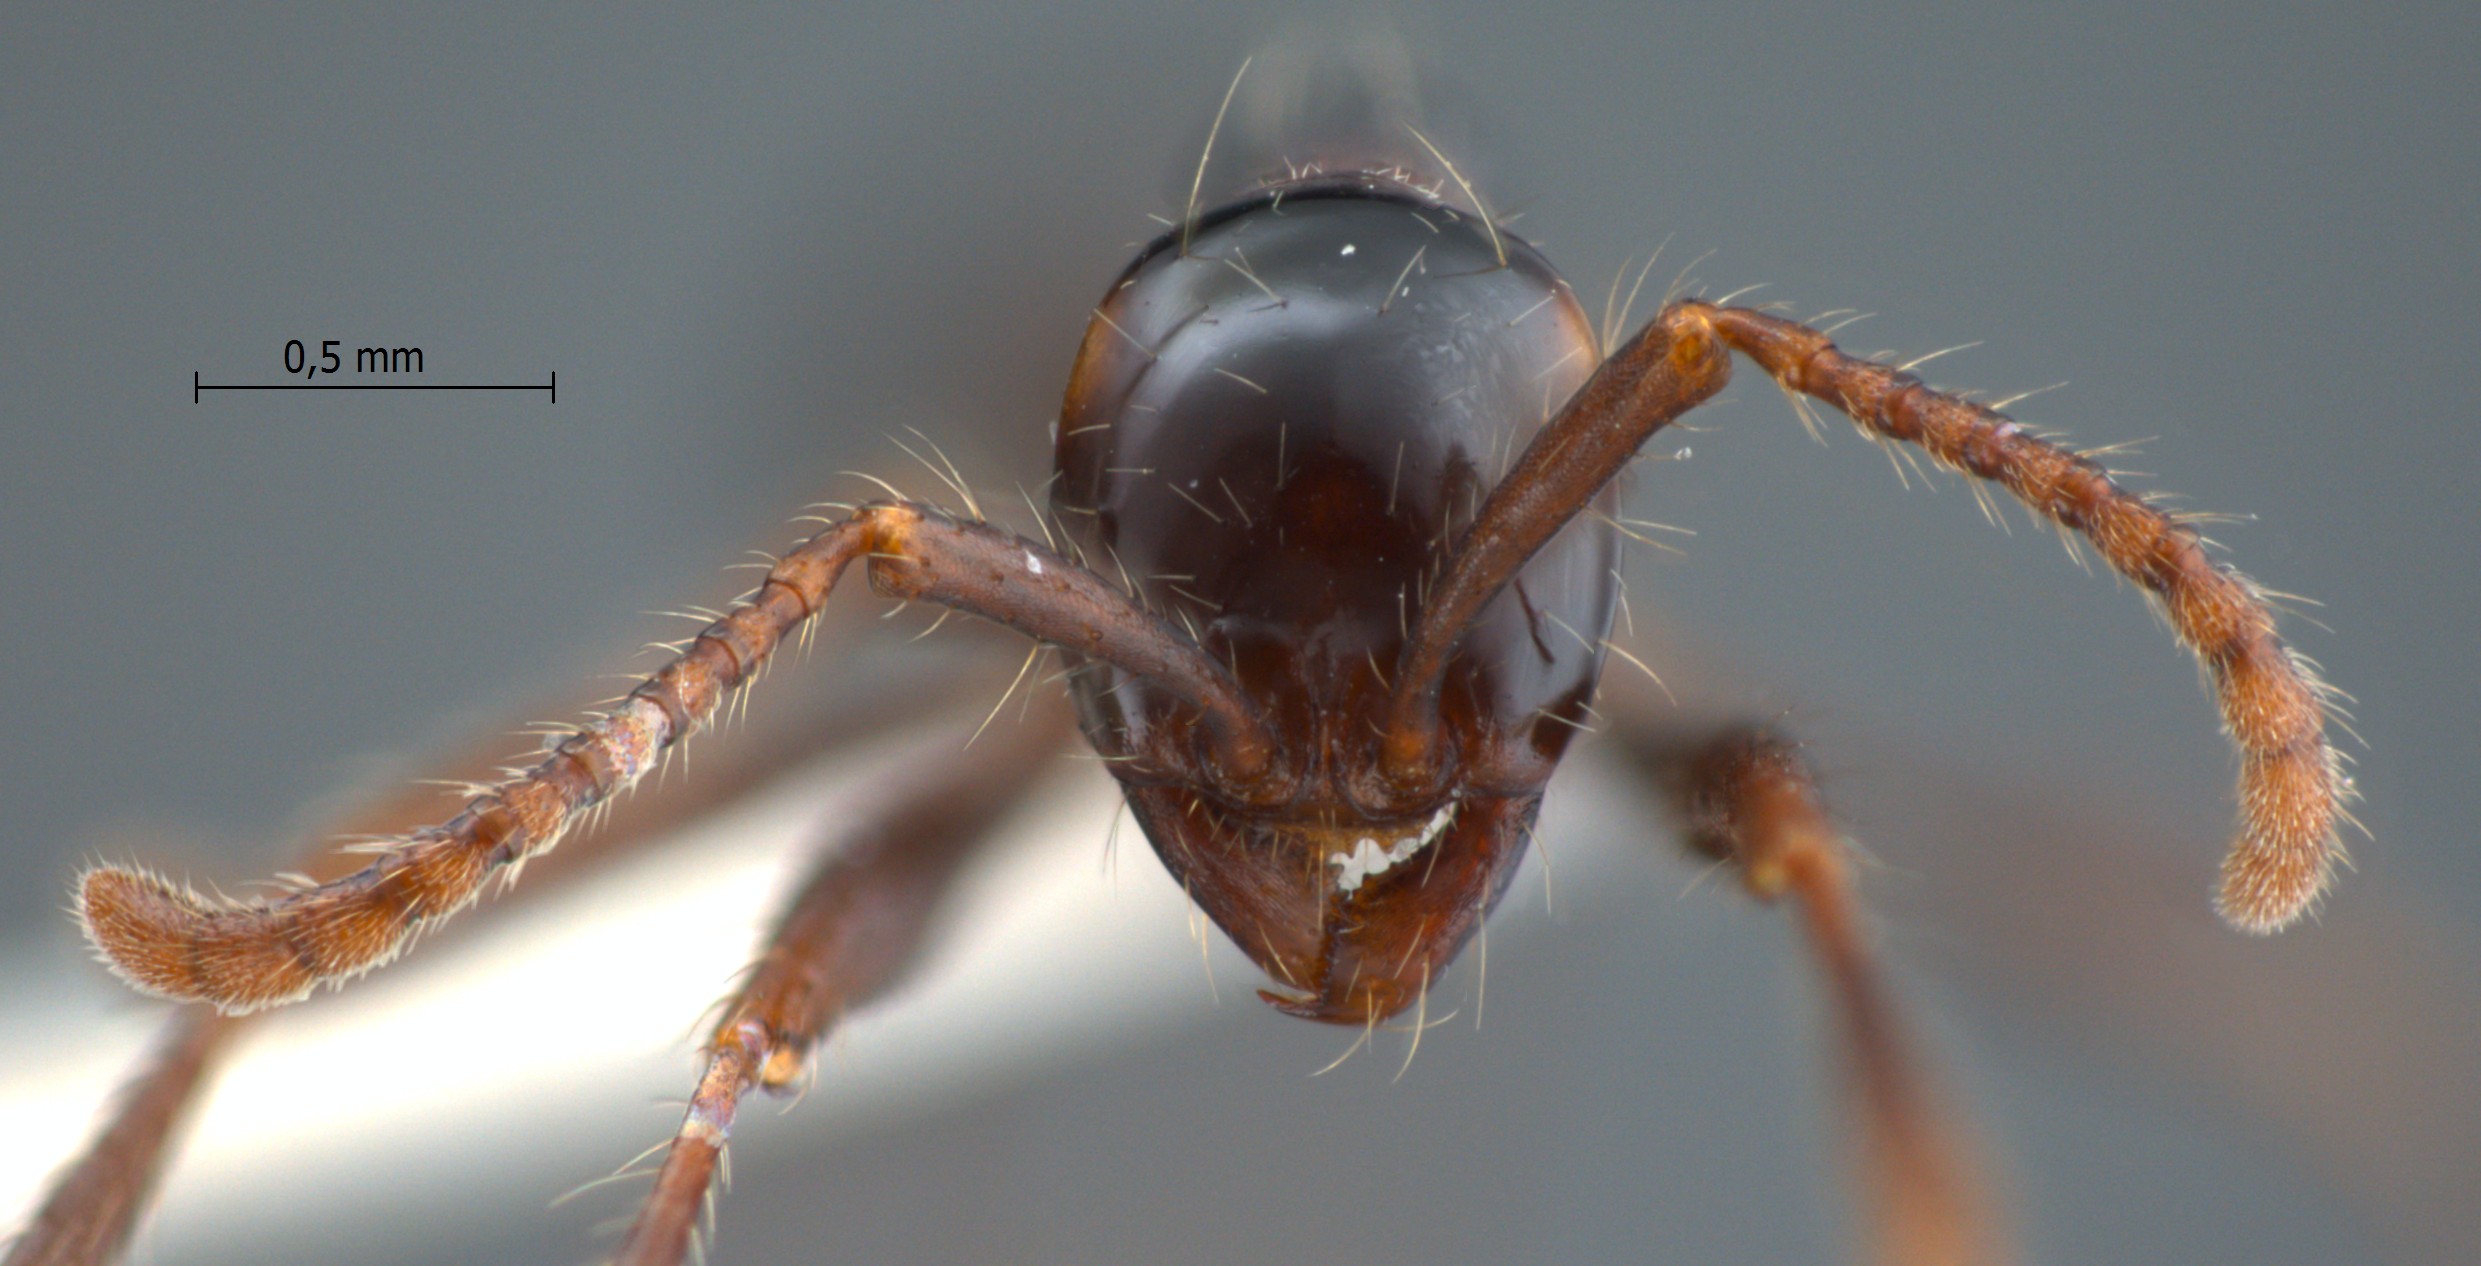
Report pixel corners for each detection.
[194,371,556,403]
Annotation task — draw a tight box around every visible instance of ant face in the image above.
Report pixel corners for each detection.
[1056,177,1613,1021]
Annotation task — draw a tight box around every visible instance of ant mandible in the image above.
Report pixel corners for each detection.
[56,81,2349,1266]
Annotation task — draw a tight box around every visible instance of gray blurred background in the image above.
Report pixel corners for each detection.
[6,4,2476,1264]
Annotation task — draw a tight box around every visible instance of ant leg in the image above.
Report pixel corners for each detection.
[613,695,1073,1266]
[19,646,987,1266]
[78,499,1280,1015]
[4,1010,226,1266]
[1382,300,2345,930]
[1628,723,2014,1266]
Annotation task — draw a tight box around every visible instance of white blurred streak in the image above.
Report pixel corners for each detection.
[1,728,1613,1261]
[2,737,1177,1253]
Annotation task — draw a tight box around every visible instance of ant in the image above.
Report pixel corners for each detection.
[30,75,2349,1266]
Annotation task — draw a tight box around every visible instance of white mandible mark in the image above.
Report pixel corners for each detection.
[1330,800,1460,894]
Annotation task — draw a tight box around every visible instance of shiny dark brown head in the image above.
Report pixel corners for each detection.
[1051,173,1616,1024]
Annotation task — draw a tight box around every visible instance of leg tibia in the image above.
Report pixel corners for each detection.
[2,1011,228,1266]
[1637,725,2014,1266]
[613,698,1073,1266]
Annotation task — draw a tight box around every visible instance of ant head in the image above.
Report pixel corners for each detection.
[1051,174,1615,1023]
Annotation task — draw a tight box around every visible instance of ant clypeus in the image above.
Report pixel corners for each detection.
[26,74,2350,1266]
